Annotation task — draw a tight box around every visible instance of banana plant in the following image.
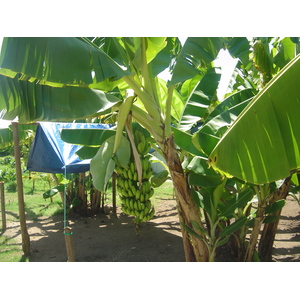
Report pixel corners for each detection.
[181,155,252,261]
[0,37,226,261]
[192,37,300,261]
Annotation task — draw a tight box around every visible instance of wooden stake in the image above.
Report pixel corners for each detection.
[64,227,75,262]
[0,181,6,232]
[112,172,117,215]
[12,121,31,256]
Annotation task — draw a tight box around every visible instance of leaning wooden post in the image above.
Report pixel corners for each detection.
[64,227,75,262]
[12,121,30,256]
[0,181,6,232]
[112,172,117,214]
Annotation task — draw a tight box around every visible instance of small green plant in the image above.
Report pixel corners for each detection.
[0,167,17,192]
[0,156,13,165]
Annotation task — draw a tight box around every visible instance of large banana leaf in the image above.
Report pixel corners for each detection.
[0,75,120,122]
[207,54,300,184]
[0,37,130,87]
[60,128,116,146]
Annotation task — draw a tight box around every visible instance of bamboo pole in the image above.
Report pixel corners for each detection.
[64,227,75,262]
[0,181,6,232]
[12,121,30,256]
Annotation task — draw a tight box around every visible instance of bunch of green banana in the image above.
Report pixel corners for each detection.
[115,129,155,223]
[134,129,151,156]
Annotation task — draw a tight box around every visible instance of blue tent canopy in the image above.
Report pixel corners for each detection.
[27,122,111,174]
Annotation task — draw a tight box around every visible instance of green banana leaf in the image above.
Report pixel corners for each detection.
[0,37,130,87]
[0,75,120,122]
[90,135,130,192]
[0,124,36,149]
[130,37,167,70]
[204,88,256,123]
[192,98,252,156]
[219,216,247,238]
[98,37,171,78]
[226,37,251,69]
[60,128,116,146]
[60,127,118,160]
[172,127,206,157]
[168,37,224,87]
[154,77,184,122]
[75,146,99,160]
[150,37,180,77]
[183,156,223,188]
[218,188,253,218]
[273,37,298,69]
[208,54,300,185]
[178,67,221,131]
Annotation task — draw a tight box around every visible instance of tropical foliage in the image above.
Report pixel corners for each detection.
[1,37,300,262]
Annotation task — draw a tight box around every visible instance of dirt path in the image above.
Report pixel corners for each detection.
[2,197,300,262]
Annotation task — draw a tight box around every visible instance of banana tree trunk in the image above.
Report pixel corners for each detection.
[258,176,291,261]
[162,135,209,262]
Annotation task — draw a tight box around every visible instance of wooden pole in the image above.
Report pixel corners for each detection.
[112,172,117,214]
[0,181,6,232]
[64,227,75,262]
[12,122,30,256]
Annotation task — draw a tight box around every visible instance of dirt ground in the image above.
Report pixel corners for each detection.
[2,196,300,262]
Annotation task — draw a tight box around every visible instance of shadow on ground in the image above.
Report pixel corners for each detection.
[19,204,186,262]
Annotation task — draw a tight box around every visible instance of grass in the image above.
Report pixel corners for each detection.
[0,236,29,262]
[2,180,64,224]
[0,177,63,262]
[0,156,65,261]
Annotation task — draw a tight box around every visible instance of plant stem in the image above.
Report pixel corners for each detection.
[258,176,291,261]
[164,85,175,138]
[131,104,164,144]
[163,135,209,261]
[123,75,162,122]
[141,38,155,100]
[244,184,269,262]
[125,115,143,186]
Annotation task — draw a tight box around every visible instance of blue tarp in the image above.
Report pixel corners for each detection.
[27,122,111,174]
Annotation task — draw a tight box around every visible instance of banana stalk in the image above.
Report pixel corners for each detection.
[131,104,164,145]
[164,85,175,138]
[123,75,162,122]
[125,116,143,186]
[141,38,158,103]
[112,94,134,155]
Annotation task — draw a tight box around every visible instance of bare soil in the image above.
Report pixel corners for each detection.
[2,196,300,262]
